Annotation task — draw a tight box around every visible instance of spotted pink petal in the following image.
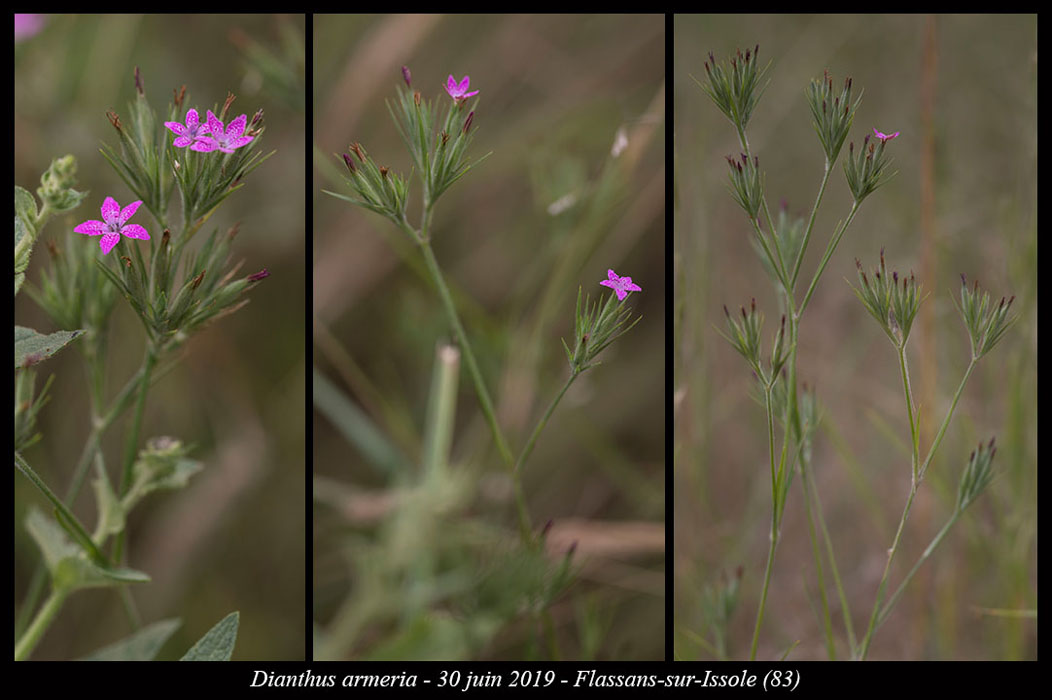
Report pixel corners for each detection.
[99,232,121,255]
[190,136,219,153]
[164,121,190,138]
[225,114,247,138]
[225,135,254,149]
[100,196,121,224]
[185,108,200,130]
[119,200,142,225]
[74,220,108,236]
[447,75,458,93]
[457,76,470,94]
[119,223,150,240]
[206,110,224,136]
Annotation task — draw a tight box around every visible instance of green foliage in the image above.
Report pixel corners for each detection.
[14,326,84,369]
[563,288,642,375]
[79,618,182,661]
[843,134,897,203]
[696,45,771,132]
[179,611,240,661]
[806,70,862,164]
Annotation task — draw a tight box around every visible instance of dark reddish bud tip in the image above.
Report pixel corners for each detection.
[723,304,730,318]
[822,99,827,113]
[401,65,412,88]
[161,229,171,247]
[251,108,264,126]
[379,166,389,179]
[750,297,756,312]
[441,131,450,146]
[220,92,236,121]
[704,61,711,75]
[191,270,206,289]
[121,256,133,268]
[855,258,862,269]
[342,153,356,174]
[107,110,122,131]
[174,85,186,109]
[413,90,421,106]
[849,141,854,153]
[247,268,270,282]
[349,142,365,162]
[745,48,751,62]
[567,542,578,557]
[540,519,553,538]
[960,273,967,286]
[1008,295,1016,306]
[893,271,898,283]
[227,222,241,240]
[988,436,996,449]
[134,66,143,95]
[463,110,474,134]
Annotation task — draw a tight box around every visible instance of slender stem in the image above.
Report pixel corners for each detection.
[805,460,857,651]
[113,345,158,564]
[750,518,779,661]
[898,343,921,484]
[876,512,960,630]
[417,241,514,468]
[798,450,835,659]
[515,372,579,475]
[918,359,976,481]
[749,386,779,660]
[790,159,833,288]
[798,201,861,316]
[14,587,69,661]
[858,482,917,660]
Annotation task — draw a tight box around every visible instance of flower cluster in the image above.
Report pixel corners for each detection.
[850,249,922,347]
[844,128,898,203]
[698,45,771,132]
[954,274,1016,360]
[720,298,788,386]
[563,270,643,375]
[806,70,862,163]
[164,108,255,153]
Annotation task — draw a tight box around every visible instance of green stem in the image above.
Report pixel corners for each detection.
[898,343,921,484]
[749,386,779,661]
[14,587,69,661]
[417,240,514,469]
[749,519,778,661]
[113,345,158,564]
[515,372,579,475]
[918,359,976,481]
[790,159,832,288]
[858,482,917,660]
[798,201,861,316]
[876,512,960,630]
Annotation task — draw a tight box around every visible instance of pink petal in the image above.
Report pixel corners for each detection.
[164,121,189,137]
[185,108,200,129]
[172,135,193,147]
[226,113,247,138]
[101,196,121,224]
[225,135,254,149]
[119,223,150,240]
[463,89,479,98]
[458,76,470,93]
[614,288,628,301]
[74,220,108,236]
[119,200,142,225]
[607,269,619,281]
[206,110,224,136]
[190,137,219,152]
[99,233,121,255]
[446,75,458,93]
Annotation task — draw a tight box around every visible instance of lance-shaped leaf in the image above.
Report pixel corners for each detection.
[15,326,84,370]
[180,611,240,661]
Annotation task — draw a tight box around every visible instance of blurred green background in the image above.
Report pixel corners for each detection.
[14,14,305,660]
[313,15,665,660]
[675,15,1036,660]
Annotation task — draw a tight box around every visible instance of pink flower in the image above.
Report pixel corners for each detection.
[599,269,642,301]
[873,127,900,142]
[164,109,217,152]
[15,14,45,41]
[74,197,150,255]
[445,74,479,101]
[205,110,255,153]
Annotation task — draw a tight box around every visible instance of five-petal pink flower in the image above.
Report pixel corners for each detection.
[164,108,216,152]
[74,196,151,255]
[205,110,255,154]
[873,127,900,142]
[445,74,479,101]
[599,269,642,301]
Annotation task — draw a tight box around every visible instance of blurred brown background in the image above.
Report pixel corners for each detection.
[14,14,305,660]
[675,14,1036,660]
[313,14,665,659]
